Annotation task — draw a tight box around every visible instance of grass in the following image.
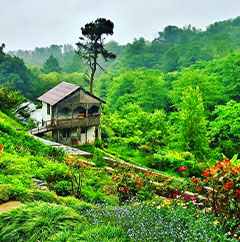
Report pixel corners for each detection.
[0,200,237,242]
[0,202,83,242]
[0,111,26,130]
[0,112,238,241]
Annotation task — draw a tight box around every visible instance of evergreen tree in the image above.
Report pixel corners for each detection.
[42,55,61,74]
[76,18,116,94]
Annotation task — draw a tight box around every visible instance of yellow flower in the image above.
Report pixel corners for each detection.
[234,234,238,237]
[228,232,231,235]
[134,202,140,206]
[213,221,219,226]
[156,205,161,209]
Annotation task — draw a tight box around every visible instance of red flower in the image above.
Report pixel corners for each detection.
[173,193,179,198]
[119,186,129,193]
[190,178,199,184]
[0,145,3,151]
[202,168,210,177]
[224,181,234,190]
[196,186,202,191]
[178,167,187,172]
[136,183,142,189]
[236,189,240,195]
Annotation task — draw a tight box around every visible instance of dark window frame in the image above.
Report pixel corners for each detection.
[47,103,50,115]
[63,129,70,138]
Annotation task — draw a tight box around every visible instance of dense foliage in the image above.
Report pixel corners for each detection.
[1,16,240,241]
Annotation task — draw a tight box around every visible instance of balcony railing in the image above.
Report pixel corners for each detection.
[51,115,101,129]
[30,115,101,135]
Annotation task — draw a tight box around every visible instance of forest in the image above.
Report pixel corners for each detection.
[0,16,240,241]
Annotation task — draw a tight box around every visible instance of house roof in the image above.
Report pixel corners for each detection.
[37,82,106,106]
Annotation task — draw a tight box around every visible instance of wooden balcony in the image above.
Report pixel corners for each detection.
[30,115,101,135]
[52,115,101,129]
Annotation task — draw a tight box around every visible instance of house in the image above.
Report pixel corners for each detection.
[35,81,105,145]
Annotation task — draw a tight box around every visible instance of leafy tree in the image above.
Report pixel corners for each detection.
[169,69,226,114]
[0,84,24,113]
[209,100,240,158]
[158,25,183,44]
[175,86,209,160]
[27,71,86,101]
[42,55,61,74]
[61,52,85,73]
[76,18,116,94]
[161,46,181,73]
[0,43,31,96]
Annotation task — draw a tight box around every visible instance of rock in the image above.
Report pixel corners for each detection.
[105,167,115,174]
[39,186,48,190]
[15,102,42,124]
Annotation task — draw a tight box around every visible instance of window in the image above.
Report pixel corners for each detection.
[47,103,50,115]
[63,129,70,138]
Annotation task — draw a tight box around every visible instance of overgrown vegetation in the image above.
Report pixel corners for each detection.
[0,16,240,241]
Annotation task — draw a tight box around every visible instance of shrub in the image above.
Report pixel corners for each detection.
[54,180,72,197]
[113,169,155,202]
[190,158,240,234]
[150,150,199,176]
[0,184,12,204]
[36,162,70,184]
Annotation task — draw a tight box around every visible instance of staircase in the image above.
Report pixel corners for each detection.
[30,124,54,135]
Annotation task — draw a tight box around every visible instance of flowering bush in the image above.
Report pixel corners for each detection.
[113,169,155,202]
[191,158,240,234]
[64,156,91,199]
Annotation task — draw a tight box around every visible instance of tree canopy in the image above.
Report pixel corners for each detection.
[76,18,116,93]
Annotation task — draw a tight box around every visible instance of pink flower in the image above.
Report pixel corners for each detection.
[167,198,172,200]
[178,167,187,172]
[183,196,189,200]
[190,197,195,200]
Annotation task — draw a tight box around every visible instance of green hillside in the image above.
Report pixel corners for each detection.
[0,16,239,241]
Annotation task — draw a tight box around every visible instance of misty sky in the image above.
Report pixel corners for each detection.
[1,0,240,51]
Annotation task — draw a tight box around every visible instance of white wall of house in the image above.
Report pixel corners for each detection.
[42,102,52,124]
[87,126,95,144]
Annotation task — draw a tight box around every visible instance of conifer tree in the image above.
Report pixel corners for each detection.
[76,18,116,94]
[42,55,61,74]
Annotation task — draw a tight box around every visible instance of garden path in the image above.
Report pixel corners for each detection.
[32,136,93,158]
[0,201,22,214]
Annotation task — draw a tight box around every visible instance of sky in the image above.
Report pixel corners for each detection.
[1,0,240,51]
